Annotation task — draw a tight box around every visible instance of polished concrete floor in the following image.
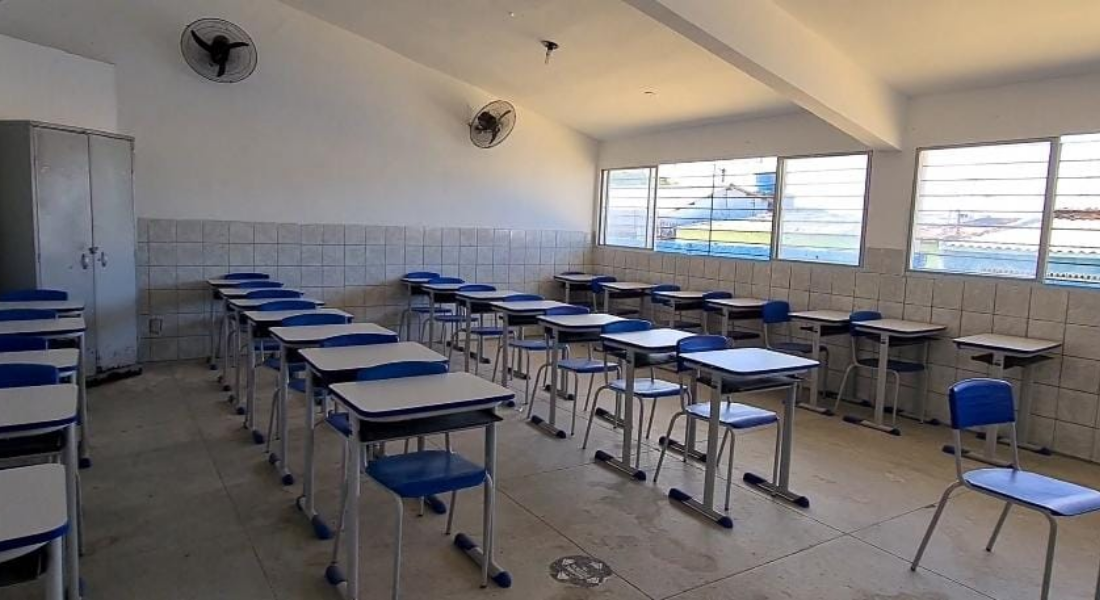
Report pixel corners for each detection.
[10,348,1100,600]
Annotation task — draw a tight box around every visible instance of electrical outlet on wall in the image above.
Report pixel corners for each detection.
[149,317,163,336]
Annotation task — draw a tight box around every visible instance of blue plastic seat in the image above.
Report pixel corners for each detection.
[0,364,60,388]
[0,309,57,322]
[258,299,322,311]
[0,336,49,352]
[245,289,302,299]
[321,333,399,348]
[685,403,778,429]
[558,358,618,375]
[232,280,283,289]
[608,378,683,398]
[367,451,487,498]
[912,378,1100,600]
[0,289,68,301]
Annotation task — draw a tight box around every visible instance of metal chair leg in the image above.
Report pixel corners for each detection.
[911,482,963,571]
[653,412,685,483]
[1041,514,1058,600]
[445,490,458,535]
[581,386,611,449]
[833,365,857,413]
[986,502,1012,552]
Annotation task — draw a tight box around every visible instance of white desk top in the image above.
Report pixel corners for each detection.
[269,322,394,345]
[242,308,350,325]
[705,297,767,310]
[207,277,270,287]
[554,273,601,283]
[228,297,320,310]
[489,300,572,315]
[601,281,656,292]
[221,287,301,299]
[790,310,851,324]
[0,300,84,313]
[0,464,68,548]
[855,319,945,337]
[0,349,79,370]
[400,277,433,284]
[455,289,522,301]
[681,348,820,377]
[301,342,446,374]
[538,313,624,331]
[0,317,86,337]
[600,328,695,352]
[0,384,78,433]
[422,282,470,292]
[330,372,514,421]
[954,334,1062,355]
[652,290,707,300]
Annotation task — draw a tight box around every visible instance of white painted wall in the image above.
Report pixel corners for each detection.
[0,0,597,231]
[0,33,117,131]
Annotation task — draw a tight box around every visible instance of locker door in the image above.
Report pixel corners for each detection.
[89,135,138,369]
[33,127,97,364]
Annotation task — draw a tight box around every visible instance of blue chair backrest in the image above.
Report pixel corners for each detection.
[245,289,302,299]
[703,291,732,300]
[850,310,882,336]
[0,363,60,388]
[357,360,448,382]
[650,283,680,299]
[546,305,590,316]
[761,300,790,325]
[405,271,439,279]
[949,379,1016,430]
[234,280,284,289]
[428,277,464,285]
[258,300,321,311]
[223,272,270,280]
[0,309,58,321]
[560,271,584,275]
[0,335,49,352]
[321,333,399,347]
[676,334,730,370]
[590,276,617,293]
[0,289,68,301]
[503,294,542,302]
[602,319,651,334]
[458,284,495,292]
[281,313,350,327]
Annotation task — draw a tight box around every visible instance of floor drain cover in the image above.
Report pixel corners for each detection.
[549,555,613,588]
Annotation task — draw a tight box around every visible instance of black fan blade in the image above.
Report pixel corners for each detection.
[217,61,227,78]
[191,30,214,52]
[227,41,250,49]
[497,110,513,121]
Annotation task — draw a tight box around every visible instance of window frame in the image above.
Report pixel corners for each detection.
[597,165,657,250]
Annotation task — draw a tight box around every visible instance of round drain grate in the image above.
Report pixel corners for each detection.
[549,555,613,588]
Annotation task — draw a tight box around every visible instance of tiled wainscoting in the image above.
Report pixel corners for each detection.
[135,218,591,363]
[593,245,1100,463]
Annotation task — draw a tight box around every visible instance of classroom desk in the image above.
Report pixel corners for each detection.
[205,276,270,374]
[596,328,694,480]
[553,273,601,304]
[224,294,318,407]
[0,464,69,600]
[0,318,89,466]
[399,276,433,340]
[0,386,79,596]
[847,319,945,435]
[651,290,707,328]
[238,309,351,441]
[532,313,624,438]
[296,341,447,538]
[600,281,656,315]
[326,372,514,600]
[789,310,851,415]
[948,334,1062,466]
[676,349,818,527]
[455,289,520,372]
[703,297,766,338]
[0,300,84,316]
[488,300,571,398]
[421,282,476,353]
[0,349,79,375]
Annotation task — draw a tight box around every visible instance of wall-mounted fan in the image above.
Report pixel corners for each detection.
[469,100,516,149]
[180,18,257,83]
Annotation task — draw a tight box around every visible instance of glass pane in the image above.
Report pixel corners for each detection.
[601,168,652,248]
[654,157,777,259]
[1047,134,1100,286]
[777,154,868,265]
[910,141,1051,278]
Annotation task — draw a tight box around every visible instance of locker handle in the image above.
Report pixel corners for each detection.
[98,251,108,267]
[81,253,90,270]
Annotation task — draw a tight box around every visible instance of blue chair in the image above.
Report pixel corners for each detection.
[832,310,924,423]
[494,301,576,405]
[244,289,302,299]
[257,299,321,312]
[654,335,786,515]
[399,271,445,341]
[460,293,535,379]
[0,363,60,388]
[321,333,399,348]
[703,291,760,341]
[232,280,283,289]
[589,276,617,311]
[0,309,57,322]
[439,284,495,363]
[913,379,1100,600]
[0,336,49,352]
[0,289,68,301]
[582,319,685,447]
[761,300,827,356]
[413,277,464,342]
[222,272,270,280]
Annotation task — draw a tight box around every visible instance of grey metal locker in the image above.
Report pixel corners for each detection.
[0,121,138,375]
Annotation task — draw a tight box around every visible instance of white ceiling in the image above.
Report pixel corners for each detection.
[279,0,794,140]
[775,0,1100,95]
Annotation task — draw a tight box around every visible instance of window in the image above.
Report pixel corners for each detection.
[599,168,654,248]
[653,158,777,259]
[910,141,1052,279]
[1047,134,1100,286]
[777,153,869,265]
